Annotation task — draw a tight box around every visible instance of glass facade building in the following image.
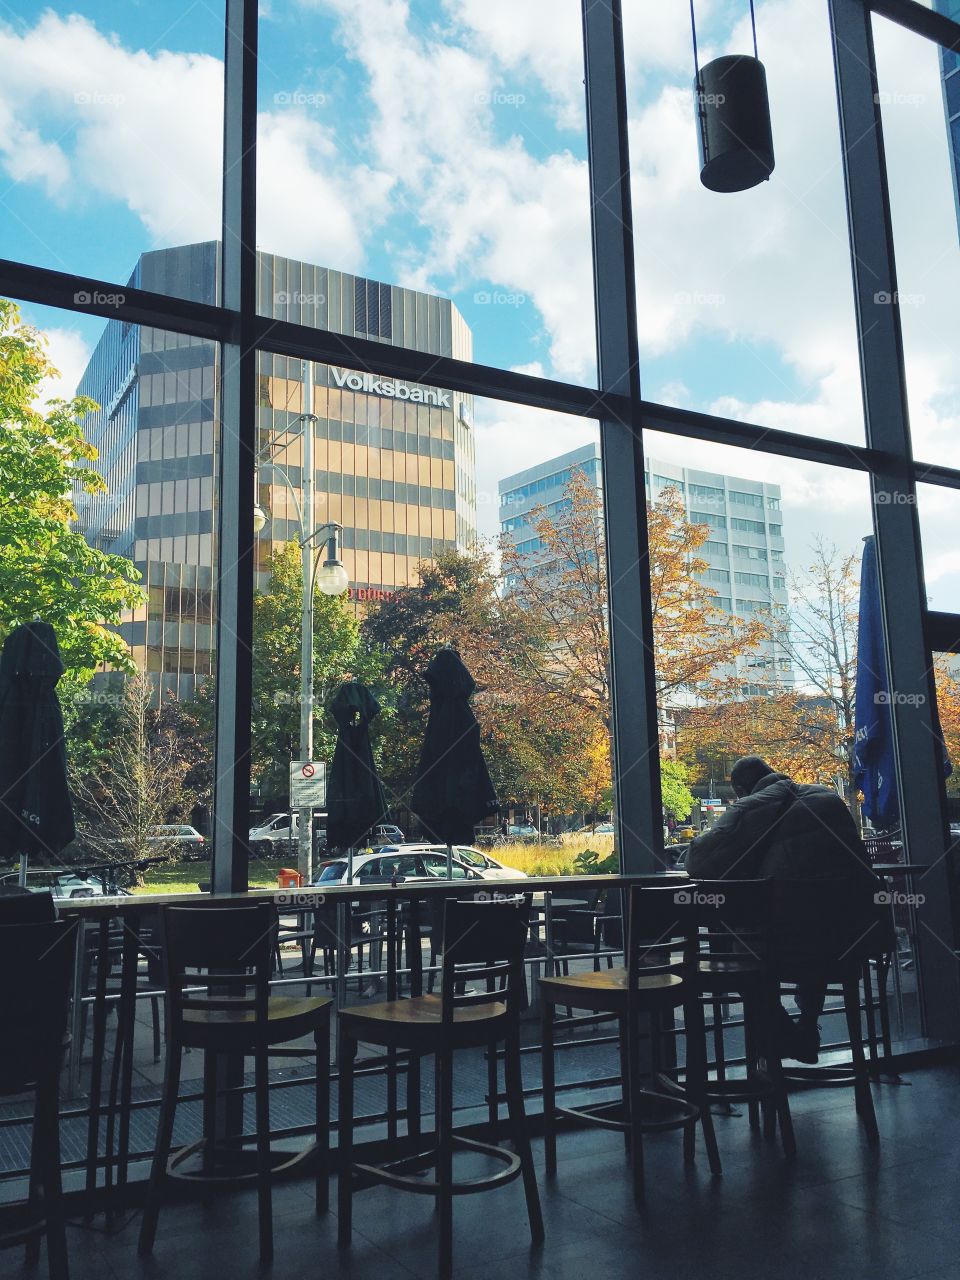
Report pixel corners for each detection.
[75,242,476,700]
[935,0,960,237]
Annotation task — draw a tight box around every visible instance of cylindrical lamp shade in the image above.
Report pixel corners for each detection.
[696,55,774,193]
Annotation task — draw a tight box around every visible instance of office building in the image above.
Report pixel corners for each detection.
[75,242,477,700]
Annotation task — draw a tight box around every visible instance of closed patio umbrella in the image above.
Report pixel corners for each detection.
[0,622,75,886]
[853,536,950,832]
[325,680,387,884]
[411,648,498,878]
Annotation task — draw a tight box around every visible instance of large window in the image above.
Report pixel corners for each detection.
[1,0,959,1037]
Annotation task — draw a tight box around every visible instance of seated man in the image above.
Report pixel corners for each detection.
[685,755,873,1063]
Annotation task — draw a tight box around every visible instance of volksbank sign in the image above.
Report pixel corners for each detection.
[330,366,451,408]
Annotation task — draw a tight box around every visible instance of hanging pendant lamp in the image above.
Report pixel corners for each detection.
[691,0,775,193]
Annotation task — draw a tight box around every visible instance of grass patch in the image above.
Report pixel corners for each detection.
[492,835,616,877]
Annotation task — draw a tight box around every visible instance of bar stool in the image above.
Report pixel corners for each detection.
[539,883,718,1208]
[138,901,332,1264]
[0,918,78,1280]
[661,879,795,1153]
[337,897,543,1280]
[770,878,890,1143]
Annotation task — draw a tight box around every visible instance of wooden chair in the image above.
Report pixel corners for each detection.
[664,879,795,1154]
[138,901,332,1264]
[337,897,543,1280]
[770,877,889,1143]
[0,919,78,1280]
[539,883,718,1207]
[0,888,57,923]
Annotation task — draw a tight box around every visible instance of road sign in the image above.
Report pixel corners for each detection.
[290,760,326,809]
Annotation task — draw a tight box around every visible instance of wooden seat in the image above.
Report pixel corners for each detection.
[182,994,331,1046]
[541,886,717,1207]
[539,967,684,1015]
[339,992,509,1050]
[138,902,331,1266]
[338,897,543,1280]
[0,919,78,1280]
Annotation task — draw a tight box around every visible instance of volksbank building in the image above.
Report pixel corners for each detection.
[75,241,477,700]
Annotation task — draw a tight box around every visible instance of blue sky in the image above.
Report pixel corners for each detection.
[1,1,959,597]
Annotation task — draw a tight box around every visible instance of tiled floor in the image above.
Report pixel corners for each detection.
[8,1062,960,1280]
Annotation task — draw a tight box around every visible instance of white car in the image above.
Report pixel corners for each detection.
[446,846,527,880]
[147,825,207,859]
[314,845,484,885]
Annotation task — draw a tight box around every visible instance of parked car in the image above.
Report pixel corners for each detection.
[248,812,330,857]
[313,845,484,885]
[0,870,109,899]
[443,846,527,880]
[368,823,405,844]
[147,825,206,859]
[507,824,539,839]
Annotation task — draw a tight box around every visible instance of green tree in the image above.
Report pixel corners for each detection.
[250,543,378,804]
[660,758,694,821]
[0,299,144,679]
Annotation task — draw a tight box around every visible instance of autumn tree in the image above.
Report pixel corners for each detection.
[499,473,766,727]
[679,539,861,808]
[359,551,594,819]
[498,472,766,812]
[0,299,145,681]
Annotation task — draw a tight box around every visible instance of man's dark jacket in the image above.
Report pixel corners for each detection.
[685,772,872,882]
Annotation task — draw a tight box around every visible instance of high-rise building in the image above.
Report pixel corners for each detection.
[498,443,794,692]
[934,1,960,238]
[75,242,477,701]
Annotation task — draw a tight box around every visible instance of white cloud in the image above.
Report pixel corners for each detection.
[0,11,386,269]
[36,327,92,408]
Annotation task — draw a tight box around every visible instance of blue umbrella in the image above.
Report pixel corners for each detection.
[853,536,951,831]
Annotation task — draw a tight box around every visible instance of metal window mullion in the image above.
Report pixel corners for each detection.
[869,0,960,49]
[582,0,663,874]
[212,0,259,896]
[831,0,959,1039]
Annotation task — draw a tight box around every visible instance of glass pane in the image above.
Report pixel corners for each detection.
[644,432,923,1044]
[249,370,614,888]
[0,4,224,303]
[917,482,960,612]
[0,297,219,896]
[873,15,960,468]
[623,4,864,444]
[255,0,596,385]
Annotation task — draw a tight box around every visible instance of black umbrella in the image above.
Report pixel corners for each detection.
[411,648,498,878]
[0,622,75,886]
[325,680,387,883]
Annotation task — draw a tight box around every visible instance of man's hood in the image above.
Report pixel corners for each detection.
[748,771,792,796]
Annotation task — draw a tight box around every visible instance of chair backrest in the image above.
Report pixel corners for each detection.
[0,888,57,924]
[769,876,894,971]
[440,898,530,1022]
[0,919,78,1093]
[628,880,773,977]
[161,902,277,1024]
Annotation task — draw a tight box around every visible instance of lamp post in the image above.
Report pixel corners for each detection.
[256,361,349,884]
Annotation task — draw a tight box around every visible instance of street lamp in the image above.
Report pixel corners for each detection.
[254,360,349,882]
